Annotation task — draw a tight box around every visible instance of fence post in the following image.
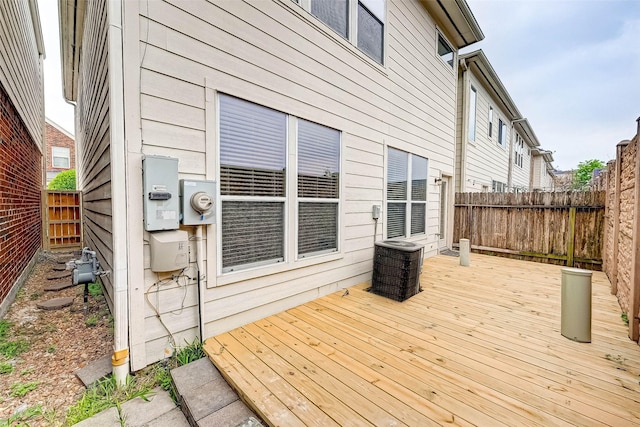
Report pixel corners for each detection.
[629,120,640,342]
[566,207,576,267]
[611,142,626,295]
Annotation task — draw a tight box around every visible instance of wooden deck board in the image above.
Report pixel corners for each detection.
[204,254,640,426]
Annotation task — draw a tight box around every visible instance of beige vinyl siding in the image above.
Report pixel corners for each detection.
[0,1,43,149]
[459,73,510,192]
[75,1,114,309]
[511,133,532,190]
[132,0,459,361]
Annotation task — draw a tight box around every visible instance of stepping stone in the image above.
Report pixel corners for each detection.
[75,355,113,387]
[52,265,67,271]
[56,260,70,264]
[44,282,76,291]
[37,297,74,310]
[47,271,72,280]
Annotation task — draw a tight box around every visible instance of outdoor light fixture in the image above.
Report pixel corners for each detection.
[434,177,442,184]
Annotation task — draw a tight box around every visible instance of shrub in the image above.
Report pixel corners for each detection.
[48,169,76,190]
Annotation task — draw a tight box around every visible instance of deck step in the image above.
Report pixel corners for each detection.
[171,358,263,427]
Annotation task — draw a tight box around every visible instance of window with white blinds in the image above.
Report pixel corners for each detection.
[219,95,342,272]
[219,94,286,271]
[298,119,340,256]
[306,0,385,65]
[386,148,428,239]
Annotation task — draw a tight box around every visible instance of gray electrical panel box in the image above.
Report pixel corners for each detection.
[143,156,179,231]
[180,179,216,225]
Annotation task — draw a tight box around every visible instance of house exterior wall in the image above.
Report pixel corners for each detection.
[511,133,532,191]
[74,1,115,310]
[118,0,464,367]
[45,120,75,185]
[0,1,43,316]
[0,1,44,150]
[456,71,510,192]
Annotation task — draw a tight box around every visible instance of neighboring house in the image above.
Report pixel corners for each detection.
[44,118,75,185]
[0,0,45,317]
[553,169,574,191]
[531,149,555,191]
[59,0,483,373]
[456,50,541,193]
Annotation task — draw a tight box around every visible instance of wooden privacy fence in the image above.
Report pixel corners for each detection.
[453,191,605,270]
[42,190,82,251]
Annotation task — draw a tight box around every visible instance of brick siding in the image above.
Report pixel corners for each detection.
[45,121,74,172]
[0,81,42,304]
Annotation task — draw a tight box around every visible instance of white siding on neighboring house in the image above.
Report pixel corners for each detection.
[75,1,114,309]
[120,0,465,366]
[511,132,532,191]
[0,0,44,149]
[457,72,510,192]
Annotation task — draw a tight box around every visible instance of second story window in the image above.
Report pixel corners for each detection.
[468,87,477,141]
[498,119,507,147]
[308,0,385,64]
[437,33,454,67]
[514,134,524,168]
[488,106,493,138]
[52,146,70,168]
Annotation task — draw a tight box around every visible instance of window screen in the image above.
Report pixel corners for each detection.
[298,119,340,256]
[219,94,287,271]
[312,0,348,38]
[357,2,383,64]
[411,155,427,235]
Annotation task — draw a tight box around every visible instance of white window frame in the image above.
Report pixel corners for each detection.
[385,147,428,240]
[216,94,343,280]
[296,0,387,65]
[436,31,455,69]
[468,86,477,142]
[498,119,507,147]
[52,146,70,169]
[514,134,524,168]
[488,106,493,138]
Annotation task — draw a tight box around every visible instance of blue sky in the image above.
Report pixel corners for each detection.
[464,0,640,170]
[40,0,639,171]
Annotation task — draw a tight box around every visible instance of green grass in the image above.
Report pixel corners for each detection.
[0,320,10,340]
[622,312,629,326]
[88,282,103,297]
[85,315,99,327]
[0,362,13,374]
[0,404,42,426]
[9,381,39,397]
[65,338,206,424]
[65,375,154,425]
[46,345,56,354]
[175,339,205,366]
[0,339,29,358]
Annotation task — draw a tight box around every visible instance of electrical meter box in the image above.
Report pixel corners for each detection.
[143,156,179,231]
[149,230,189,272]
[180,179,216,225]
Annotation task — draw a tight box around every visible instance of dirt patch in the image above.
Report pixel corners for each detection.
[0,251,112,425]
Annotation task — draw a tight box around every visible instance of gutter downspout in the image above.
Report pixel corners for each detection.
[459,58,469,193]
[107,0,130,386]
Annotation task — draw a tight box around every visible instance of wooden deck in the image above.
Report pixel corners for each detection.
[204,254,640,426]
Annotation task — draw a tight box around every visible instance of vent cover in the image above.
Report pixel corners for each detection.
[371,240,423,301]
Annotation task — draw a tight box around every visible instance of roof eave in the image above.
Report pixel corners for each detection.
[460,49,521,120]
[59,0,85,102]
[514,119,541,148]
[421,0,485,49]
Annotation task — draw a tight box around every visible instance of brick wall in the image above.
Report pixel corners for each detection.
[45,121,75,185]
[0,81,42,306]
[602,132,639,339]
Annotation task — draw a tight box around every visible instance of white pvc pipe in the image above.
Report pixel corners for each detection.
[460,238,470,267]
